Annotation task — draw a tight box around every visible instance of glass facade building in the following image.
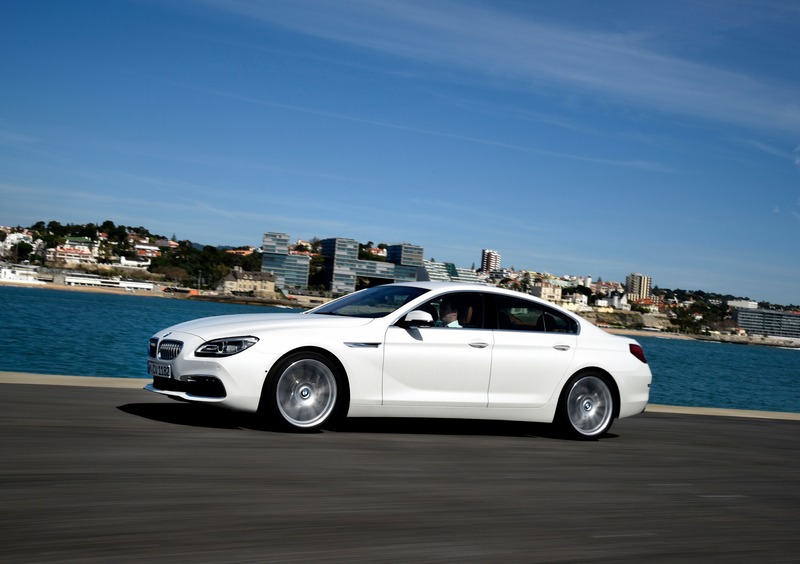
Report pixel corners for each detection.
[261,233,310,289]
[386,243,424,286]
[262,233,424,294]
[733,309,800,339]
[418,259,487,284]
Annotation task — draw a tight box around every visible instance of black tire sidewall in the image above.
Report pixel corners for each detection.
[556,372,615,440]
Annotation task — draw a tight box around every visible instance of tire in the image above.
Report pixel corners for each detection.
[264,352,342,432]
[557,373,615,439]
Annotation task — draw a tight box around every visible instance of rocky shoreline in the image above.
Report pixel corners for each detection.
[604,327,799,348]
[589,312,800,348]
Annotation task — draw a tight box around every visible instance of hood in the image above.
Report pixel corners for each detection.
[155,312,376,340]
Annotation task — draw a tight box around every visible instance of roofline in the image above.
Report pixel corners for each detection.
[387,281,579,317]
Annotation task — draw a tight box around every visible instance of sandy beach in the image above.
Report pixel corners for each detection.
[604,327,694,340]
[0,279,310,307]
[0,279,170,297]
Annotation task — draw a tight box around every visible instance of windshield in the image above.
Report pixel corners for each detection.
[311,285,430,318]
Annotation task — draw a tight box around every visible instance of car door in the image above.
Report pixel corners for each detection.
[382,292,493,407]
[488,295,578,408]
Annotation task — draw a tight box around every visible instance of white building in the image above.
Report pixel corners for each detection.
[607,290,629,310]
[480,249,501,273]
[219,267,276,296]
[116,256,152,269]
[0,265,45,285]
[45,237,98,264]
[0,231,43,259]
[531,281,562,302]
[728,299,758,309]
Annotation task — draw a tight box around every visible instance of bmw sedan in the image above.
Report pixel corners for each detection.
[145,282,651,438]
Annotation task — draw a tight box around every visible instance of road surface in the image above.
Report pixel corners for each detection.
[1,376,798,562]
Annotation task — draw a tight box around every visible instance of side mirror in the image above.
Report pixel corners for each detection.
[402,310,434,327]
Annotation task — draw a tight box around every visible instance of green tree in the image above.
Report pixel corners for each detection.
[520,271,532,292]
[307,255,327,290]
[11,242,33,261]
[151,265,189,286]
[563,285,592,298]
[358,241,385,261]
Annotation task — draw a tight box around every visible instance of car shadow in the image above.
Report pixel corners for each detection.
[333,418,620,440]
[331,417,560,439]
[117,401,260,430]
[118,401,618,440]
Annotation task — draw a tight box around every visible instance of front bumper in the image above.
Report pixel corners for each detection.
[148,375,226,399]
[145,330,276,412]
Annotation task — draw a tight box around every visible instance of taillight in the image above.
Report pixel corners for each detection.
[629,343,648,363]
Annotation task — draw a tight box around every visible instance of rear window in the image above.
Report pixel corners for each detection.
[494,294,578,334]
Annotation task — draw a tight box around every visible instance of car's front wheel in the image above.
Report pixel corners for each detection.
[557,373,615,439]
[263,352,342,432]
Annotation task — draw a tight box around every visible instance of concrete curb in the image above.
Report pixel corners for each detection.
[644,404,800,421]
[2,371,798,421]
[0,372,147,389]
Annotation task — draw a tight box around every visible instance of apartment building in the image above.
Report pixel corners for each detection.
[45,237,97,264]
[481,249,501,273]
[625,272,652,302]
[733,309,800,339]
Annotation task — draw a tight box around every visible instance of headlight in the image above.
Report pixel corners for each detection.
[195,336,259,357]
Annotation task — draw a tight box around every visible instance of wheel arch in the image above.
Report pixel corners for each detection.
[561,367,620,420]
[260,346,351,415]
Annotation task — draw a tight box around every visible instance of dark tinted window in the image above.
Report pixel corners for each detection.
[494,295,578,334]
[415,292,485,328]
[542,308,578,333]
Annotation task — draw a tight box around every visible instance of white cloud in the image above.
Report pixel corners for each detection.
[203,86,672,171]
[743,139,796,162]
[0,130,38,146]
[202,0,800,133]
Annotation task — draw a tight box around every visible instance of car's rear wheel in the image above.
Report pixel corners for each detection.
[557,373,615,439]
[264,352,341,432]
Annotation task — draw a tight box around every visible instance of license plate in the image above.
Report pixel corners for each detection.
[148,361,172,378]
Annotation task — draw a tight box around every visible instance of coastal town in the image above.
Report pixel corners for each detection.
[1,221,798,346]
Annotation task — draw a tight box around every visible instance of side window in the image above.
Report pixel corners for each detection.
[495,295,545,331]
[417,292,484,329]
[494,295,578,334]
[542,308,578,334]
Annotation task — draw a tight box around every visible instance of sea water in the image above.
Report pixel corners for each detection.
[1,285,797,413]
[0,285,293,381]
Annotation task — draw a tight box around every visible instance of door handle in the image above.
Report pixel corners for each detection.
[469,341,489,349]
[553,344,571,351]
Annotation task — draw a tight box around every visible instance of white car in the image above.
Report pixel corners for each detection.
[145,282,651,438]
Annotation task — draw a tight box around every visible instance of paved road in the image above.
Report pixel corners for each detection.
[1,380,798,563]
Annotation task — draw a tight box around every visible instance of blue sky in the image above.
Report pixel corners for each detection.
[1,0,798,304]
